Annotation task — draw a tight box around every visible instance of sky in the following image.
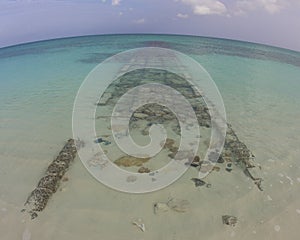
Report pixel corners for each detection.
[0,0,300,52]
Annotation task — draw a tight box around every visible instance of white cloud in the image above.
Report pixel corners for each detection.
[236,0,288,14]
[181,0,227,15]
[180,0,294,16]
[112,0,121,6]
[133,18,145,24]
[177,13,189,18]
[260,0,286,13]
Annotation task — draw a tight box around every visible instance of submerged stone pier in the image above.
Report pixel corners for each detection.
[23,139,78,219]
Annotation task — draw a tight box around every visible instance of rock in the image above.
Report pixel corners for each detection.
[190,162,200,168]
[154,202,169,214]
[154,198,189,214]
[225,163,233,172]
[46,162,66,179]
[187,156,202,167]
[193,156,200,163]
[24,139,77,219]
[126,175,137,183]
[97,92,112,105]
[169,146,179,153]
[254,178,263,191]
[199,161,214,173]
[167,198,190,213]
[217,156,224,163]
[114,156,150,167]
[212,166,220,172]
[163,138,175,149]
[94,138,111,145]
[222,215,237,226]
[244,167,261,181]
[138,166,151,173]
[133,112,148,119]
[191,178,206,187]
[37,175,60,193]
[132,219,146,232]
[168,152,175,159]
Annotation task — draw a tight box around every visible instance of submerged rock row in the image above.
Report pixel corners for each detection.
[97,69,263,190]
[23,139,77,219]
[221,124,263,191]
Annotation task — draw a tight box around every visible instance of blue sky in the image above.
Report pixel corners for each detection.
[0,0,300,51]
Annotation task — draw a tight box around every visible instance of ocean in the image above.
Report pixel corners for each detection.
[0,34,300,240]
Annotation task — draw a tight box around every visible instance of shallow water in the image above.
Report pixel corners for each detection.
[0,34,300,240]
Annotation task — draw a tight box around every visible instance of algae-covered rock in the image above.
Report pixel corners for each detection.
[114,156,150,167]
[162,138,175,149]
[222,215,237,226]
[138,166,151,173]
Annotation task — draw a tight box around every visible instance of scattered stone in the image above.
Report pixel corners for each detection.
[225,163,233,172]
[154,198,189,214]
[199,161,214,173]
[212,166,220,172]
[217,156,224,163]
[191,178,206,187]
[138,166,151,173]
[169,146,179,153]
[163,138,175,149]
[167,198,190,213]
[114,156,150,167]
[94,138,111,145]
[154,202,169,214]
[206,183,212,188]
[222,215,238,227]
[193,156,200,163]
[267,195,272,201]
[132,219,146,232]
[126,175,137,183]
[190,162,200,168]
[186,155,201,168]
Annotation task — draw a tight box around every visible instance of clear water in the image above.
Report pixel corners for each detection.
[0,34,300,240]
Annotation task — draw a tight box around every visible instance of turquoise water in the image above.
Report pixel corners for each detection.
[0,35,300,240]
